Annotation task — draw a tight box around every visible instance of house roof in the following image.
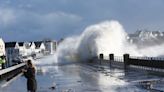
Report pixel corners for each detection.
[24,42,31,49]
[29,42,33,47]
[18,42,24,46]
[5,42,17,48]
[34,41,43,49]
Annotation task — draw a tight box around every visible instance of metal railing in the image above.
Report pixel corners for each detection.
[97,53,164,71]
[0,63,25,75]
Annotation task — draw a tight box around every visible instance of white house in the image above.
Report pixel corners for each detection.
[18,42,27,56]
[18,42,36,57]
[0,38,5,69]
[0,38,5,56]
[24,42,35,56]
[5,42,19,66]
[30,42,36,54]
[34,41,46,54]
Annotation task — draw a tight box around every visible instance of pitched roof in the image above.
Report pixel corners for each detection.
[29,42,33,47]
[18,42,24,46]
[34,41,43,49]
[24,42,31,49]
[5,42,17,48]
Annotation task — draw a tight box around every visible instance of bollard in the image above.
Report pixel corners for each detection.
[123,54,130,70]
[109,54,114,67]
[99,54,104,65]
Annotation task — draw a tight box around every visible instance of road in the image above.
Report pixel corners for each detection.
[1,55,164,92]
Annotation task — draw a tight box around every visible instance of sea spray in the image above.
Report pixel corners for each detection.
[138,43,164,57]
[56,36,81,63]
[56,20,164,63]
[56,20,140,63]
[78,21,140,57]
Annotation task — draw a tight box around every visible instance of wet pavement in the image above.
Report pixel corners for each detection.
[1,55,164,92]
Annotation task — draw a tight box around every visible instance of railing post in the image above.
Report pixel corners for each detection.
[109,54,114,67]
[99,53,104,65]
[123,54,130,70]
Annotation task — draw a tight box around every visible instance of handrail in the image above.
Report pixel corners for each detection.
[0,63,26,75]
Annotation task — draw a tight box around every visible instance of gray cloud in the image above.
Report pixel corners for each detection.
[0,7,82,41]
[0,0,164,41]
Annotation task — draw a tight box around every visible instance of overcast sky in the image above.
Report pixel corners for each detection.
[0,0,164,41]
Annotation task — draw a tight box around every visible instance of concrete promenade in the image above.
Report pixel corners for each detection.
[0,55,164,92]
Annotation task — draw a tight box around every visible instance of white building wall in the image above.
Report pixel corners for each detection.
[40,43,46,51]
[19,46,27,56]
[30,42,36,53]
[0,38,5,56]
[44,41,57,54]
